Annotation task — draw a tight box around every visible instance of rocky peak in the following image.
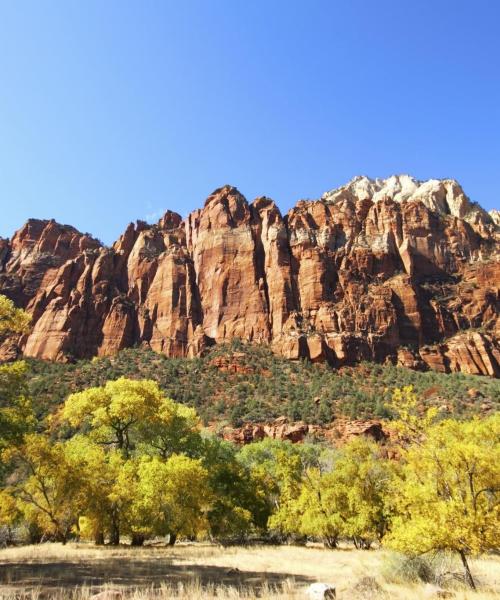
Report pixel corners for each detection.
[10,218,101,255]
[157,210,183,231]
[201,185,251,228]
[322,175,495,228]
[490,209,500,227]
[0,219,102,307]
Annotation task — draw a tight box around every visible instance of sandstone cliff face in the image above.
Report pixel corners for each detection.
[1,176,499,375]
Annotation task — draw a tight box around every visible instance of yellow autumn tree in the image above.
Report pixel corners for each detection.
[63,435,129,545]
[0,295,30,336]
[62,377,201,459]
[0,296,33,468]
[387,385,439,442]
[3,435,86,543]
[269,437,394,548]
[385,392,500,589]
[131,454,212,544]
[325,437,394,547]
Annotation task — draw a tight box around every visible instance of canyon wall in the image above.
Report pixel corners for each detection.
[1,175,499,376]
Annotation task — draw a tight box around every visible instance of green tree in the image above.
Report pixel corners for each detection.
[203,437,266,540]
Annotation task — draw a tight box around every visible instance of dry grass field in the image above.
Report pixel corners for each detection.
[0,543,498,599]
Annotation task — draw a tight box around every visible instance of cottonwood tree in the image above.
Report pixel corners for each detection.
[269,437,393,548]
[203,437,267,539]
[63,435,129,545]
[386,388,500,590]
[130,454,212,544]
[62,378,165,457]
[3,435,85,543]
[139,397,201,459]
[244,441,329,545]
[62,378,202,459]
[324,437,394,548]
[0,296,32,461]
[61,381,206,544]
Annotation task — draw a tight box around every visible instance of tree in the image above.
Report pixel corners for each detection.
[62,378,164,457]
[270,463,343,548]
[0,361,34,456]
[62,378,201,459]
[0,489,22,544]
[0,296,33,467]
[385,413,500,589]
[3,435,85,543]
[131,454,212,543]
[139,397,201,459]
[0,295,30,335]
[63,435,129,545]
[60,380,209,544]
[322,437,394,547]
[239,439,331,544]
[202,437,265,540]
[387,385,439,442]
[267,437,393,548]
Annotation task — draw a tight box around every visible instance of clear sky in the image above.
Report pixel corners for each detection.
[0,0,499,245]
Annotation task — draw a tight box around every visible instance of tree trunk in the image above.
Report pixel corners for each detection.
[55,527,68,545]
[131,533,145,546]
[28,523,42,544]
[324,535,338,549]
[168,533,177,546]
[94,531,105,546]
[459,549,476,590]
[109,519,120,546]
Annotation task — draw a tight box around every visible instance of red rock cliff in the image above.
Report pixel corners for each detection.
[1,176,499,376]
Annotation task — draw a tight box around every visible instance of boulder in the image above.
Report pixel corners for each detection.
[305,582,336,599]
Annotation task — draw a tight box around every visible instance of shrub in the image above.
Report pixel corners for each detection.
[381,552,455,585]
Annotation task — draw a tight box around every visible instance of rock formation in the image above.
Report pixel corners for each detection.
[221,416,390,446]
[1,175,498,376]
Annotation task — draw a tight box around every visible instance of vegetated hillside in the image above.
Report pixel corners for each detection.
[1,175,499,376]
[26,341,499,428]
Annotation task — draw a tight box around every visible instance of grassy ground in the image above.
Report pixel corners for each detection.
[0,543,498,599]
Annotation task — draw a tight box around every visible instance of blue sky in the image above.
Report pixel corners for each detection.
[0,0,498,245]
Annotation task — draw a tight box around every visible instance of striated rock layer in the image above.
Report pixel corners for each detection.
[1,175,499,376]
